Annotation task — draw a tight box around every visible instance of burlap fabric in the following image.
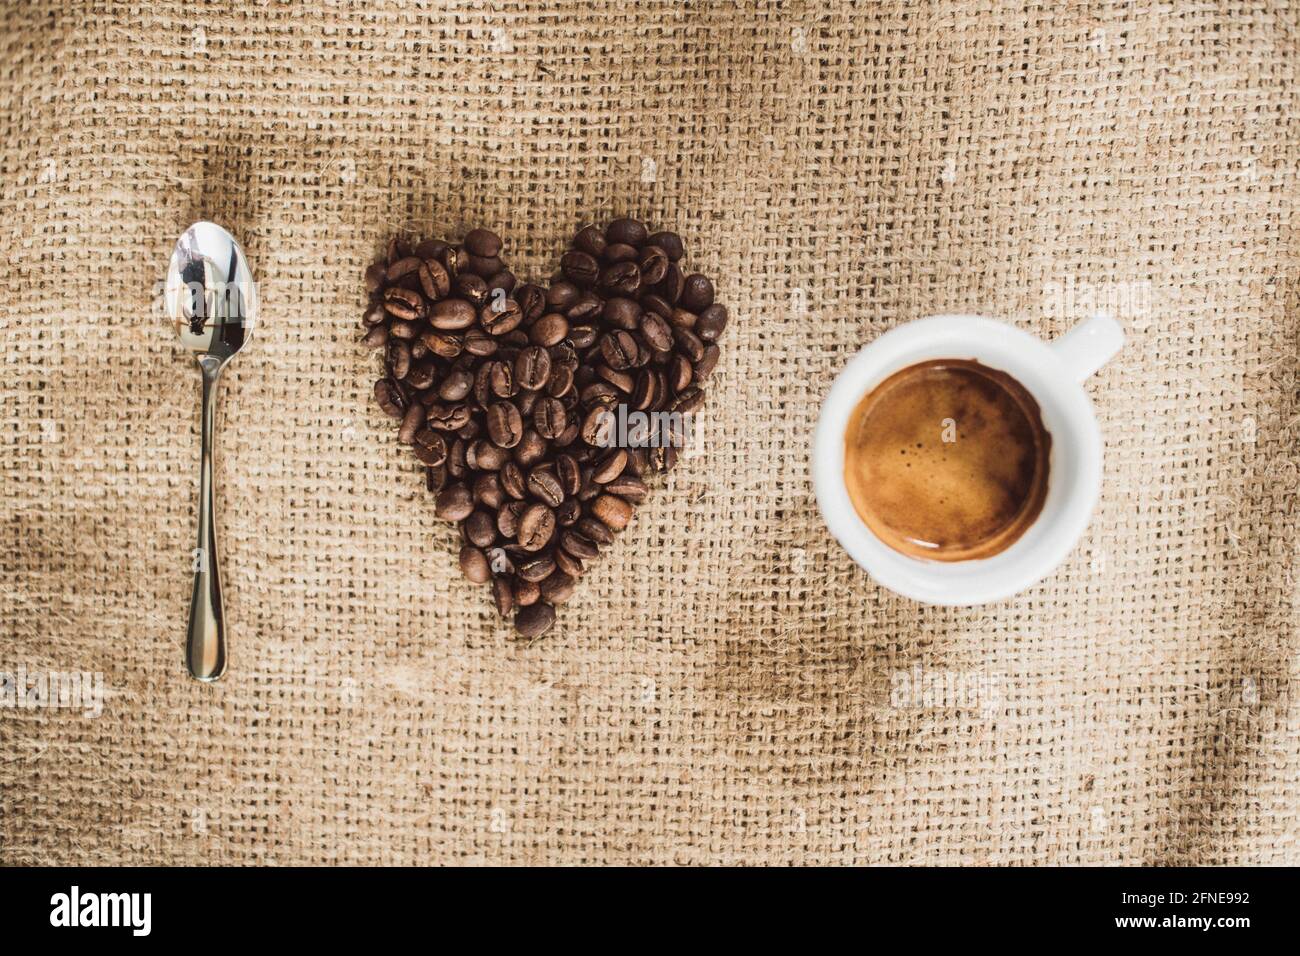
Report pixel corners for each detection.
[1,0,1296,866]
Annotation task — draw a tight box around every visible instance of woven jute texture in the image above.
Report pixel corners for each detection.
[2,0,1297,866]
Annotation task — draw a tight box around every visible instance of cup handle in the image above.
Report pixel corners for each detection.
[1049,312,1125,382]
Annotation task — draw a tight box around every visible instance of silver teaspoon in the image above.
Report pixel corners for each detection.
[166,222,257,681]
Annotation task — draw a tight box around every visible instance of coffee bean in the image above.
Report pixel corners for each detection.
[436,483,474,521]
[530,312,569,347]
[533,397,567,439]
[517,555,556,583]
[514,601,555,638]
[464,228,502,258]
[399,403,426,444]
[566,291,603,322]
[602,296,641,330]
[500,461,527,499]
[374,379,406,418]
[386,340,411,379]
[514,346,552,391]
[674,327,706,363]
[555,454,582,496]
[459,545,491,583]
[599,261,641,297]
[639,245,669,285]
[514,578,541,607]
[555,498,581,526]
[386,256,423,281]
[515,284,546,323]
[546,363,575,398]
[419,260,451,301]
[600,330,639,371]
[497,500,526,537]
[541,572,576,605]
[412,427,448,466]
[469,439,510,471]
[581,406,616,447]
[560,530,599,560]
[555,548,583,578]
[576,516,614,547]
[426,402,472,431]
[574,224,607,257]
[492,576,514,616]
[454,272,488,306]
[447,437,468,477]
[438,367,474,401]
[546,280,580,311]
[514,428,548,468]
[487,401,524,448]
[426,464,447,494]
[654,263,684,304]
[592,493,633,531]
[592,449,628,483]
[527,465,565,507]
[561,250,599,285]
[606,217,648,246]
[473,472,505,509]
[647,231,684,260]
[480,297,524,336]
[430,298,476,330]
[604,242,639,263]
[605,474,648,503]
[695,344,720,379]
[517,503,556,552]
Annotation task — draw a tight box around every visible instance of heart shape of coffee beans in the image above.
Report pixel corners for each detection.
[361,219,727,639]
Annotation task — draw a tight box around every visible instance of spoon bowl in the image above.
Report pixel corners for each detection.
[166,221,256,681]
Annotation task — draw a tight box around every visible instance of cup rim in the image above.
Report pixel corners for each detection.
[812,314,1103,605]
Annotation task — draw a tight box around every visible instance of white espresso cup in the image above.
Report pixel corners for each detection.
[812,313,1124,605]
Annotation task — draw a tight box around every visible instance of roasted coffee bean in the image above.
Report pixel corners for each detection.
[581,405,616,447]
[516,389,539,418]
[430,298,476,330]
[674,327,706,363]
[388,320,418,341]
[602,296,641,330]
[425,464,447,494]
[605,474,648,503]
[487,401,524,448]
[492,576,514,617]
[387,256,423,281]
[468,439,510,471]
[638,311,674,352]
[463,510,497,548]
[412,427,447,466]
[386,340,411,379]
[641,293,673,319]
[599,261,641,297]
[517,503,556,552]
[383,286,424,321]
[576,516,614,547]
[631,368,659,410]
[671,385,704,415]
[464,227,502,258]
[399,403,426,444]
[497,500,527,538]
[682,273,715,312]
[546,363,575,398]
[436,483,474,521]
[427,402,472,431]
[439,367,474,401]
[407,359,437,391]
[540,572,576,605]
[387,236,411,263]
[560,529,599,560]
[668,307,697,331]
[466,254,502,279]
[487,360,516,399]
[527,466,565,507]
[481,297,524,335]
[600,330,639,370]
[554,548,583,577]
[555,454,582,496]
[638,245,669,285]
[375,379,406,418]
[447,437,468,477]
[362,323,389,349]
[514,346,552,390]
[604,242,639,263]
[459,545,491,583]
[648,231,684,260]
[500,461,527,499]
[414,238,447,259]
[655,263,684,304]
[514,601,555,638]
[530,313,569,347]
[696,303,728,341]
[515,284,546,323]
[555,498,581,526]
[533,397,567,439]
[517,555,556,583]
[592,449,627,483]
[597,364,635,394]
[580,381,620,406]
[668,354,693,393]
[365,262,387,292]
[566,291,604,322]
[574,224,607,257]
[561,250,599,285]
[568,324,599,349]
[453,272,488,306]
[464,328,497,357]
[419,260,451,301]
[592,493,633,531]
[695,344,721,379]
[514,428,548,468]
[546,280,580,311]
[514,578,541,608]
[606,217,648,246]
[473,472,505,509]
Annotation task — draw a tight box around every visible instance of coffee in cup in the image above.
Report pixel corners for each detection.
[843,358,1051,561]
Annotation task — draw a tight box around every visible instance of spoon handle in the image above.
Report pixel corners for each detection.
[187,360,227,681]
